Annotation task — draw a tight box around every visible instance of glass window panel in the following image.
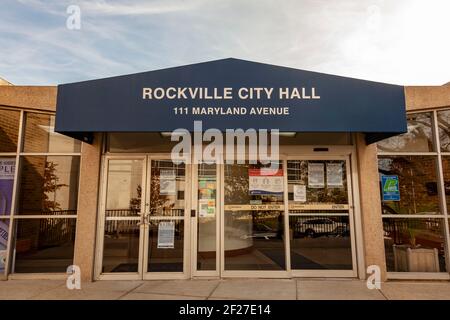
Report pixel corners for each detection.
[224,161,285,271]
[287,160,348,205]
[289,215,352,270]
[0,218,9,274]
[437,109,450,152]
[22,113,81,153]
[441,156,450,212]
[383,218,447,272]
[377,112,434,152]
[13,218,76,273]
[378,156,440,215]
[0,157,16,216]
[197,163,217,271]
[0,108,20,152]
[149,160,185,217]
[102,220,140,273]
[147,219,184,272]
[17,156,80,215]
[287,160,352,270]
[105,159,143,218]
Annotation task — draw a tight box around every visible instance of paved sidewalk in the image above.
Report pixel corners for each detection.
[0,279,449,300]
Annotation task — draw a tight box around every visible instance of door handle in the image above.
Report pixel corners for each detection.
[191,209,196,218]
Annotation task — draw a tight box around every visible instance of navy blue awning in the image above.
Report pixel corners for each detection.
[55,58,407,144]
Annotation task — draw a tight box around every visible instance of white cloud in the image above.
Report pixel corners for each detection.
[16,0,204,16]
[1,0,449,85]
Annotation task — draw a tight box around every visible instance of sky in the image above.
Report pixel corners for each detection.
[0,0,449,86]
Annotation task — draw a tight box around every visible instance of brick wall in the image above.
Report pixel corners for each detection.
[23,113,50,153]
[0,108,20,152]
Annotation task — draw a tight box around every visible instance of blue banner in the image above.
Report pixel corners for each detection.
[55,58,407,144]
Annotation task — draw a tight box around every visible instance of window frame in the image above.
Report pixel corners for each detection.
[0,108,81,278]
[377,109,450,279]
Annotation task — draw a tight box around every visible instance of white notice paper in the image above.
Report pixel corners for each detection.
[326,163,343,187]
[157,221,175,249]
[308,163,325,188]
[160,169,176,195]
[293,185,306,202]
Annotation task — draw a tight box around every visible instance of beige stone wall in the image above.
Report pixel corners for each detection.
[0,86,56,112]
[22,113,51,152]
[356,133,388,280]
[0,108,20,152]
[73,134,103,282]
[405,83,450,112]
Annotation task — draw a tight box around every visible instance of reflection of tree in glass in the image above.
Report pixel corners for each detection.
[380,156,438,215]
[129,185,141,211]
[438,112,450,151]
[225,163,284,239]
[377,114,432,152]
[150,169,173,215]
[224,164,250,204]
[42,161,67,212]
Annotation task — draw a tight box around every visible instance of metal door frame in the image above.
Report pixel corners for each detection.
[191,145,362,279]
[191,159,222,277]
[143,154,190,280]
[95,154,191,280]
[95,145,363,280]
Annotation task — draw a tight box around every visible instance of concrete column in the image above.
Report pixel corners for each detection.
[73,133,103,282]
[355,133,387,281]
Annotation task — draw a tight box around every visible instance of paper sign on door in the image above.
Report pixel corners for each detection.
[157,221,175,249]
[308,163,325,188]
[249,169,284,195]
[160,169,176,195]
[293,185,306,202]
[326,163,343,188]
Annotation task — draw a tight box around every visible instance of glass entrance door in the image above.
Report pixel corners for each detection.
[194,163,219,276]
[193,156,357,278]
[142,159,187,279]
[222,161,286,274]
[286,157,357,276]
[97,156,189,280]
[193,160,288,276]
[99,158,145,277]
[99,155,357,279]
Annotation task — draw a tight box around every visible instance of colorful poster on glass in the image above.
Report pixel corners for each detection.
[0,158,15,216]
[199,199,216,217]
[0,158,14,273]
[248,169,284,195]
[381,175,400,201]
[0,220,7,272]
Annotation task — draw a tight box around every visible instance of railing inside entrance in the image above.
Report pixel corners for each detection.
[14,210,77,249]
[104,209,184,233]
